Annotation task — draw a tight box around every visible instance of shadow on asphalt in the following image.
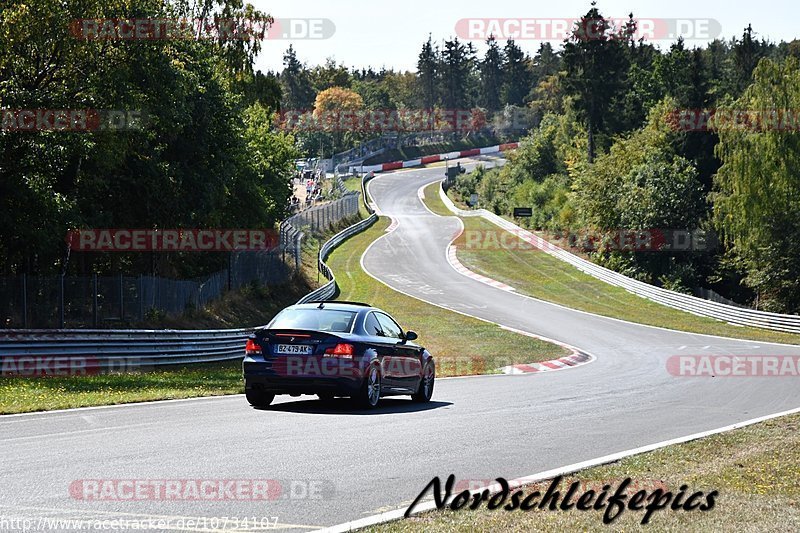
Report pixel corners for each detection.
[254,398,452,415]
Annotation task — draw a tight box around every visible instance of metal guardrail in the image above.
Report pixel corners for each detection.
[0,328,252,369]
[297,173,378,304]
[0,178,379,370]
[439,183,800,335]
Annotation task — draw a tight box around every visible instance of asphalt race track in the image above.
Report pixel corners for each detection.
[3,160,800,532]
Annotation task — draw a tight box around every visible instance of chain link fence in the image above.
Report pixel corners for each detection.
[279,191,361,270]
[0,251,289,329]
[0,189,362,329]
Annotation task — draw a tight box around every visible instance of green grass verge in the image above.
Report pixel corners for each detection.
[0,361,243,414]
[342,176,372,218]
[422,182,800,345]
[0,218,357,415]
[423,179,454,216]
[367,411,800,531]
[326,216,569,375]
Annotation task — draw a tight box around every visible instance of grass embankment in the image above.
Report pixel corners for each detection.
[326,216,569,376]
[422,181,800,345]
[368,412,800,531]
[0,218,356,414]
[341,177,372,218]
[0,206,567,414]
[0,362,243,415]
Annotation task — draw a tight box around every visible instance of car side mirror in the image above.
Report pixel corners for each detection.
[404,330,418,341]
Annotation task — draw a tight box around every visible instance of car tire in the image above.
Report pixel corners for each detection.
[355,364,381,408]
[246,390,274,407]
[412,362,435,403]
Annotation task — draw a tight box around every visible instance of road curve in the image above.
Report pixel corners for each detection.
[2,161,800,532]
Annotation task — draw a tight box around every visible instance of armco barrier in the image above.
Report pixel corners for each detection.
[350,142,518,175]
[439,183,800,335]
[0,179,379,370]
[297,173,379,304]
[0,328,251,370]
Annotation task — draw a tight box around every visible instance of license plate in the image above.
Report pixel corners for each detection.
[275,344,312,355]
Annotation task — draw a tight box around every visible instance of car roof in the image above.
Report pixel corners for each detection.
[291,302,378,312]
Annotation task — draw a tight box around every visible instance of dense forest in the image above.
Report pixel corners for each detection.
[273,7,800,311]
[3,1,800,313]
[0,0,298,280]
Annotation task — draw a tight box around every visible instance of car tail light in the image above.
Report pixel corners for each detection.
[245,338,262,355]
[324,343,354,359]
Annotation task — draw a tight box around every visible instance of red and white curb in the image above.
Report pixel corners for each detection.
[350,142,519,175]
[446,245,515,292]
[385,217,399,233]
[501,351,594,374]
[445,244,593,374]
[497,325,595,374]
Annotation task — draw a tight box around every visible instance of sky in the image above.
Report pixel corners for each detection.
[248,0,798,73]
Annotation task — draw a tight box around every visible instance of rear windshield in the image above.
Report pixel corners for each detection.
[268,308,356,333]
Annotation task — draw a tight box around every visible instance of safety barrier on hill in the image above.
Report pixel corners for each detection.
[348,142,519,175]
[296,173,378,304]
[0,175,382,369]
[439,183,800,335]
[0,328,251,371]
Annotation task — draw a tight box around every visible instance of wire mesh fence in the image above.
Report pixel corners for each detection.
[0,189,362,329]
[0,251,289,329]
[279,191,361,270]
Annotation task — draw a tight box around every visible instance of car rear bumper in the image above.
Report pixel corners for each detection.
[243,357,364,396]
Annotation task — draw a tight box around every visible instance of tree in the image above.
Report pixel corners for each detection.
[530,43,561,87]
[0,0,298,280]
[310,57,351,92]
[502,39,531,106]
[313,87,365,153]
[561,4,629,162]
[439,37,475,110]
[417,35,439,108]
[572,99,705,288]
[240,70,282,110]
[713,58,800,311]
[480,36,503,111]
[729,24,769,96]
[280,45,315,110]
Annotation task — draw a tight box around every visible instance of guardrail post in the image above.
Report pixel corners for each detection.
[21,273,28,328]
[59,274,65,329]
[227,253,232,292]
[138,275,144,320]
[296,234,303,271]
[92,273,98,328]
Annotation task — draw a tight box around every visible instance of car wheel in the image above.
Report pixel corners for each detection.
[356,364,381,408]
[246,390,274,407]
[412,362,435,403]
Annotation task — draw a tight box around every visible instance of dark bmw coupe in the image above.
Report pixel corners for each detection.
[243,302,435,408]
